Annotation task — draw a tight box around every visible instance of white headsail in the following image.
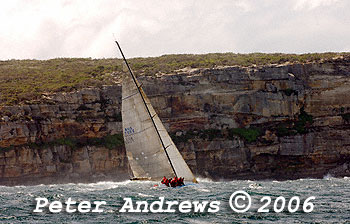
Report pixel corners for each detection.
[117,41,197,183]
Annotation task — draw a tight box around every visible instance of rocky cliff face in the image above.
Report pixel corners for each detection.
[0,87,129,185]
[1,57,350,185]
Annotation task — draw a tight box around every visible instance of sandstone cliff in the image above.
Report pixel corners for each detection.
[1,57,350,185]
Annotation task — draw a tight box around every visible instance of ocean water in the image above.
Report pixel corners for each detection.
[1,177,349,223]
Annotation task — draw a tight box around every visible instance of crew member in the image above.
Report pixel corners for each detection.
[161,176,170,187]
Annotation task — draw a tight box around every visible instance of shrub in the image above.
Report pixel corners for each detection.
[1,133,125,151]
[170,130,198,143]
[276,125,297,137]
[228,127,261,143]
[295,107,313,134]
[281,88,298,96]
[55,138,77,149]
[84,134,124,149]
[341,113,350,122]
[199,129,222,141]
[103,134,124,149]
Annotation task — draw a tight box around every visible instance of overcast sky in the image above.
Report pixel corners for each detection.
[0,0,349,60]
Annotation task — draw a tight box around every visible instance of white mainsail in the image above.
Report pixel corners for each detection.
[118,42,197,183]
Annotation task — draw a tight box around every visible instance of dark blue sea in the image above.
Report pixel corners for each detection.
[1,176,349,223]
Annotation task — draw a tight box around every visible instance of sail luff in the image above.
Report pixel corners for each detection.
[115,41,178,177]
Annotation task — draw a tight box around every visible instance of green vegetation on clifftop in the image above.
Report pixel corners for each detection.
[0,52,348,105]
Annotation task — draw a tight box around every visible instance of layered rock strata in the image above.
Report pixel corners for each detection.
[1,57,350,185]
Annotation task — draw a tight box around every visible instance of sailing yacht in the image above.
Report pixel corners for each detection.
[116,41,197,183]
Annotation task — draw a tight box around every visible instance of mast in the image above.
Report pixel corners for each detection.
[115,41,178,177]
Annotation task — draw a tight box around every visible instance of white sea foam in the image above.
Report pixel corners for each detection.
[249,183,262,189]
[138,193,153,197]
[196,177,214,183]
[83,180,132,186]
[68,180,134,192]
[186,219,214,224]
[323,173,334,179]
[195,187,210,192]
